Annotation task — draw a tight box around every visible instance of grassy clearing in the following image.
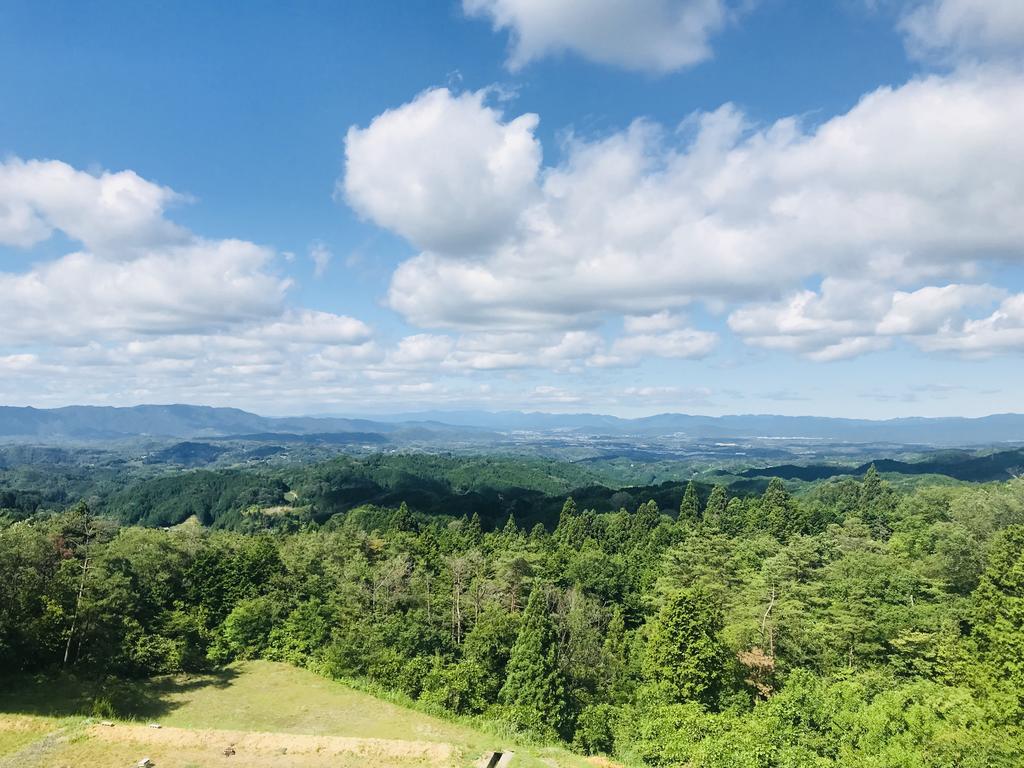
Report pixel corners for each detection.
[0,661,600,768]
[0,714,63,755]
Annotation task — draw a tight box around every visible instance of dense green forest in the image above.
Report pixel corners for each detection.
[2,461,1023,766]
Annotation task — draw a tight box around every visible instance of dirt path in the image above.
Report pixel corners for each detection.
[0,723,76,768]
[88,723,455,763]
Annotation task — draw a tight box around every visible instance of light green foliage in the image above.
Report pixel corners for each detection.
[211,595,277,662]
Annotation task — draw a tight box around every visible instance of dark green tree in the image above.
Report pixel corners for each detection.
[679,481,700,525]
[760,478,800,539]
[391,501,417,533]
[703,485,728,529]
[631,500,661,542]
[498,584,566,735]
[972,525,1024,689]
[559,497,579,528]
[642,587,728,707]
[859,465,896,536]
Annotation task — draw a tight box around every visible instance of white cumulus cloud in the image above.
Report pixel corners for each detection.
[343,88,541,254]
[0,158,186,253]
[358,71,1024,340]
[901,0,1024,62]
[729,280,1006,359]
[463,0,731,73]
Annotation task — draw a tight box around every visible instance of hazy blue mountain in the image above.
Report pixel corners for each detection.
[0,405,397,440]
[2,404,1024,446]
[368,409,1024,445]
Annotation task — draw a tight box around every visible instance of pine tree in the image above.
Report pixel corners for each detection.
[498,584,566,734]
[642,587,728,707]
[679,481,700,524]
[703,485,728,529]
[760,478,799,539]
[501,513,519,539]
[602,606,631,703]
[530,522,547,542]
[556,496,593,548]
[722,496,746,535]
[557,497,578,531]
[631,499,661,541]
[859,465,895,536]
[466,512,483,544]
[391,501,417,533]
[972,525,1024,689]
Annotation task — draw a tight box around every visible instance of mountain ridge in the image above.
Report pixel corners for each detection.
[2,404,1024,445]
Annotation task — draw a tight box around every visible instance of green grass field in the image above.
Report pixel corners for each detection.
[0,661,602,768]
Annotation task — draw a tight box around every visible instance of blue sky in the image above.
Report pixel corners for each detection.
[1,0,1023,417]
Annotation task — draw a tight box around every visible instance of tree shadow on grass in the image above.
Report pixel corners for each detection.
[0,666,240,721]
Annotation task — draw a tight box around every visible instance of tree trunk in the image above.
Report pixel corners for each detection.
[63,520,92,667]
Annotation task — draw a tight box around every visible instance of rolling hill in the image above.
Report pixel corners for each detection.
[3,404,1024,446]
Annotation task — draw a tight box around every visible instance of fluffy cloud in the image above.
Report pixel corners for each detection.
[623,311,687,334]
[0,241,293,343]
[0,157,384,410]
[0,157,306,345]
[590,328,718,366]
[387,334,458,368]
[920,293,1024,354]
[357,70,1024,340]
[343,88,541,254]
[0,158,186,253]
[379,325,717,373]
[384,330,602,372]
[255,310,371,345]
[876,284,1003,335]
[729,280,1005,359]
[901,0,1024,61]
[463,0,730,72]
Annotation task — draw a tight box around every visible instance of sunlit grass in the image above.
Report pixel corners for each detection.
[0,661,601,768]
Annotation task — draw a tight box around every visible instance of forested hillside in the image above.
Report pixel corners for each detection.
[3,466,1023,766]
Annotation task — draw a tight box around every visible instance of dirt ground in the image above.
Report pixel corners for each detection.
[88,722,454,762]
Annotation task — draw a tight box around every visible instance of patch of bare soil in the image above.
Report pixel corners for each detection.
[89,723,454,763]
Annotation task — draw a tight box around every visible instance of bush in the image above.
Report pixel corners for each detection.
[419,658,489,715]
[572,703,618,755]
[208,596,277,663]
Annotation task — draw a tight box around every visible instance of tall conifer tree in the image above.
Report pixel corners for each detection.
[498,584,566,734]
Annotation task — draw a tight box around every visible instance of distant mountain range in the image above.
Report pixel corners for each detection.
[373,409,1024,444]
[2,404,1024,446]
[0,405,397,440]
